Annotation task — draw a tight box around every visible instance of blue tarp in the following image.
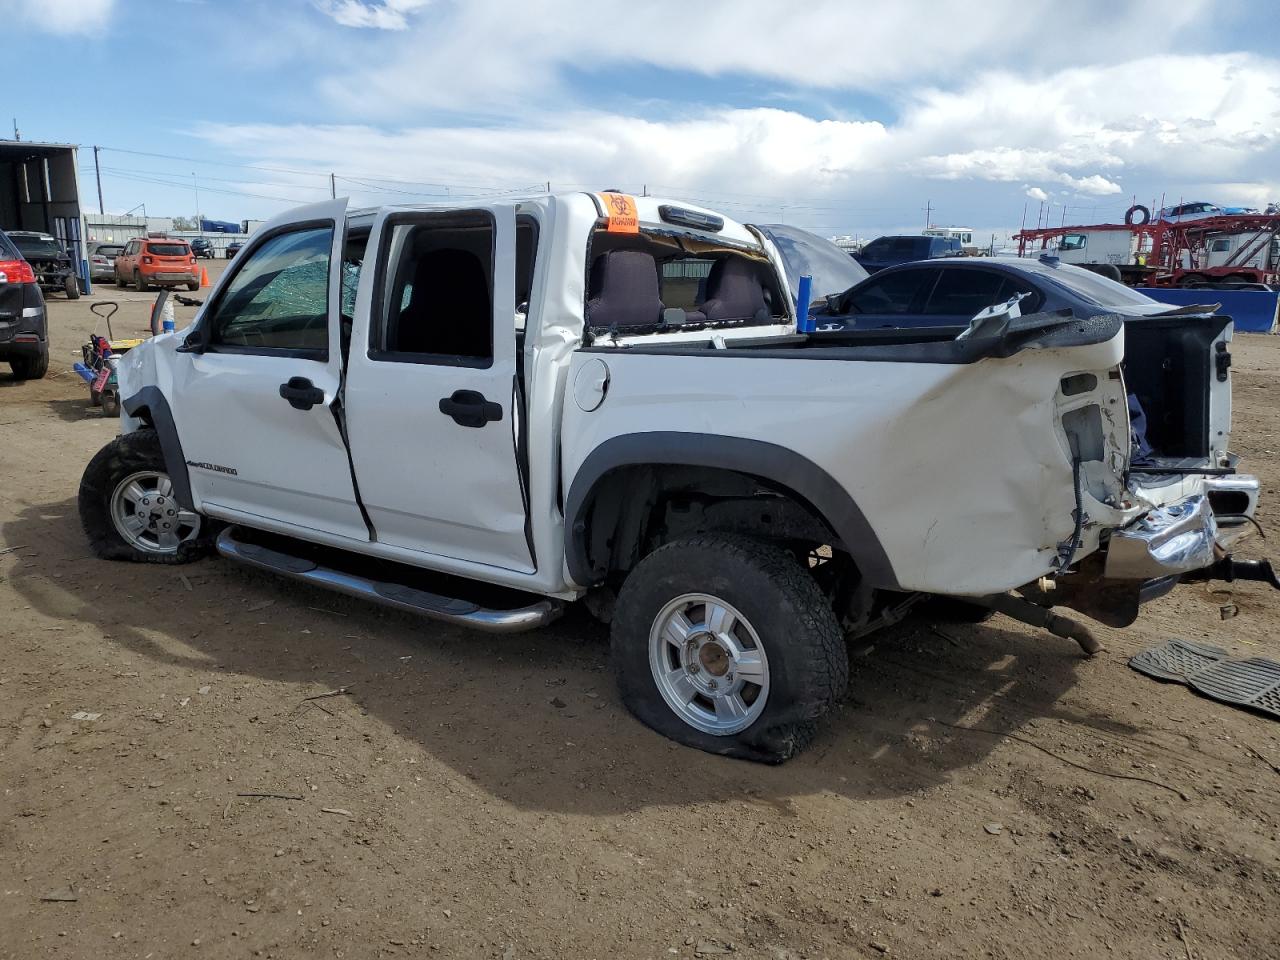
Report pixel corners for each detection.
[1136,287,1279,334]
[200,218,241,234]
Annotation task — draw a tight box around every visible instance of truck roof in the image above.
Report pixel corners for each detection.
[347,192,763,249]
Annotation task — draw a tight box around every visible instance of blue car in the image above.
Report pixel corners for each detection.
[822,256,1186,330]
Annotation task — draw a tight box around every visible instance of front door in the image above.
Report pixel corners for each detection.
[169,198,369,542]
[343,205,534,572]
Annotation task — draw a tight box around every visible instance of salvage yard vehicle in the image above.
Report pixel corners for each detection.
[77,193,1276,762]
[189,237,215,259]
[822,255,1192,330]
[7,230,80,299]
[853,234,964,274]
[0,227,49,379]
[88,242,126,282]
[114,237,200,292]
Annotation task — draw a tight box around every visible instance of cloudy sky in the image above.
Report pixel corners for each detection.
[7,0,1280,242]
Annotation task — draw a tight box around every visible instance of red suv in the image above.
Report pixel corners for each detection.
[114,237,200,292]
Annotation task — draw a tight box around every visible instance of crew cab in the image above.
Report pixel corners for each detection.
[78,193,1274,762]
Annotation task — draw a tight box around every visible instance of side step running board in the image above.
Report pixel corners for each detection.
[215,527,563,634]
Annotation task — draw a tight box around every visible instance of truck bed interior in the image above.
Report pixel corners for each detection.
[591,309,1232,467]
[1122,314,1231,463]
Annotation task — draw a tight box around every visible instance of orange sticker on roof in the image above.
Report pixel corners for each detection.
[599,192,639,234]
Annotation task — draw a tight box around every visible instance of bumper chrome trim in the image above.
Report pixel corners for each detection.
[1104,494,1218,580]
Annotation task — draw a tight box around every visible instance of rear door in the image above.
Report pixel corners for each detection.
[342,204,534,572]
[166,198,370,541]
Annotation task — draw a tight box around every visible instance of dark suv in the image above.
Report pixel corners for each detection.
[189,237,215,259]
[853,234,964,275]
[0,228,49,379]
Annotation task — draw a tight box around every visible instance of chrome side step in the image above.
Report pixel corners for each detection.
[215,527,562,634]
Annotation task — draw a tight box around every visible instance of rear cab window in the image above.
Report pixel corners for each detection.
[584,221,787,339]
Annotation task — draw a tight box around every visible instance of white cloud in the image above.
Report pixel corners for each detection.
[2,0,114,33]
[175,7,1280,236]
[197,52,1280,217]
[314,0,1215,114]
[315,0,431,30]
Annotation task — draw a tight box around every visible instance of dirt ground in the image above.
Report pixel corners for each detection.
[2,277,1279,960]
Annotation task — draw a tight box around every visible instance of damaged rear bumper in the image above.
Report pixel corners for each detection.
[1028,476,1268,629]
[1103,494,1218,580]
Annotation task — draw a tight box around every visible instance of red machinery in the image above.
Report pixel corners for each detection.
[1015,213,1280,287]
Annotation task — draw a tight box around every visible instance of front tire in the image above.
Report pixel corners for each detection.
[115,271,126,289]
[78,429,215,564]
[611,535,848,763]
[64,274,81,299]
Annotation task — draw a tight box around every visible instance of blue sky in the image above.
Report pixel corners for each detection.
[6,0,1280,242]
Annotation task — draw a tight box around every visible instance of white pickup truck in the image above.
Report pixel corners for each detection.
[78,192,1273,762]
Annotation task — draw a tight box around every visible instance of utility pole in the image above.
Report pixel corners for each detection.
[192,173,201,232]
[923,199,933,230]
[330,172,336,199]
[93,145,104,214]
[11,118,18,141]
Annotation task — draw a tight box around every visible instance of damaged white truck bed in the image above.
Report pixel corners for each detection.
[78,192,1275,762]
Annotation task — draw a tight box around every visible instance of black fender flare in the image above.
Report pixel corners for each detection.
[564,432,898,589]
[121,386,195,510]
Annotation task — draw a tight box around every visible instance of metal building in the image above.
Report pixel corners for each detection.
[0,139,89,289]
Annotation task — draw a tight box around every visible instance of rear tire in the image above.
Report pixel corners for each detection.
[1179,273,1209,288]
[9,347,49,380]
[78,429,216,564]
[611,535,848,763]
[187,281,200,292]
[133,271,147,292]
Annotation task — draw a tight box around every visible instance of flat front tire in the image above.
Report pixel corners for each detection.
[611,535,848,763]
[79,429,215,564]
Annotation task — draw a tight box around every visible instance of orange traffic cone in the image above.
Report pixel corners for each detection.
[200,266,210,288]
